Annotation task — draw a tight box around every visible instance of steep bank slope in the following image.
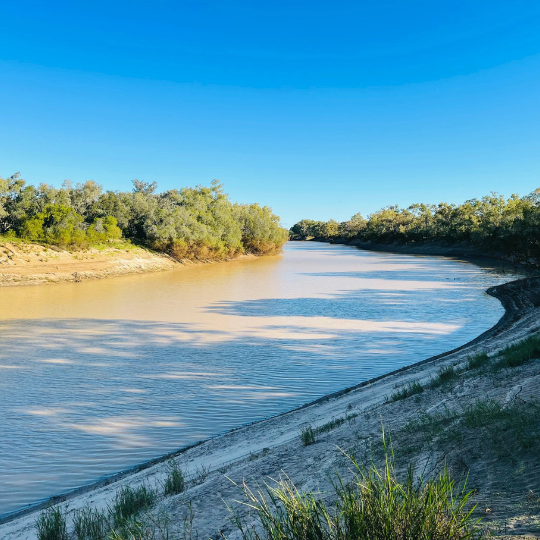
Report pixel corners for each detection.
[0,241,257,287]
[311,237,536,270]
[1,276,539,539]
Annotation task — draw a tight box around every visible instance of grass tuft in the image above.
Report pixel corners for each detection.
[430,364,459,388]
[317,417,346,434]
[389,380,424,402]
[495,334,540,370]
[463,398,540,451]
[300,426,316,446]
[466,352,489,371]
[230,435,478,540]
[35,506,69,540]
[110,484,157,527]
[163,460,185,496]
[72,506,109,540]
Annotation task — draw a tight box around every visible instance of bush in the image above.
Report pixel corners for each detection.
[87,216,122,243]
[20,204,121,248]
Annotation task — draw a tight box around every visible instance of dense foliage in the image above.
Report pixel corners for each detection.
[0,173,288,258]
[290,189,540,265]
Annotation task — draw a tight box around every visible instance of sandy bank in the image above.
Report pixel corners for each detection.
[0,241,258,287]
[1,275,539,539]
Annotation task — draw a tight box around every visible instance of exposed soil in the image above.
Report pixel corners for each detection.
[1,277,539,539]
[0,241,257,287]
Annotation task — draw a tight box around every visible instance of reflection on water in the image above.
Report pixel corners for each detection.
[0,242,519,515]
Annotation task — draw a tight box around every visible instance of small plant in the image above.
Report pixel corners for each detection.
[110,484,157,527]
[403,407,460,446]
[466,352,489,370]
[73,506,109,540]
[389,380,424,402]
[430,364,459,388]
[230,434,478,540]
[35,506,69,540]
[192,463,211,485]
[495,334,540,370]
[109,513,174,540]
[300,426,316,446]
[318,417,346,434]
[464,399,504,428]
[163,460,185,496]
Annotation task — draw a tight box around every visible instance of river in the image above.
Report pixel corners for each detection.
[0,242,520,516]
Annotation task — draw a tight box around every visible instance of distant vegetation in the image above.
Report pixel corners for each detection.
[290,188,540,265]
[0,173,288,259]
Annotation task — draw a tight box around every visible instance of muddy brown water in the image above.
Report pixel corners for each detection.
[0,242,521,516]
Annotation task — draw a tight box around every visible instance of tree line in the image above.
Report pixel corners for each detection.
[0,173,288,259]
[290,188,540,265]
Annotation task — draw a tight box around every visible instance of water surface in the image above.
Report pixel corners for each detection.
[0,242,519,516]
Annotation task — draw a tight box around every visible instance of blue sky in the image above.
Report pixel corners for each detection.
[1,1,540,227]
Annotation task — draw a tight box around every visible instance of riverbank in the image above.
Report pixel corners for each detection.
[311,237,538,272]
[0,240,258,287]
[1,275,539,539]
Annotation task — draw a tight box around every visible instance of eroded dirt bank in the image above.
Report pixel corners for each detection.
[328,237,537,271]
[0,241,257,286]
[1,277,539,539]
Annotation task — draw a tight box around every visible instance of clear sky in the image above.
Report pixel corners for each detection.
[1,1,540,227]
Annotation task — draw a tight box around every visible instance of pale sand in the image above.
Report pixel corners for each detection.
[1,277,539,539]
[0,241,257,287]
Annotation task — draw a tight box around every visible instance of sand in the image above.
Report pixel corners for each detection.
[0,241,258,287]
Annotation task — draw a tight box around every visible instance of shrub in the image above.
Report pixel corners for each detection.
[35,506,68,540]
[86,216,122,243]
